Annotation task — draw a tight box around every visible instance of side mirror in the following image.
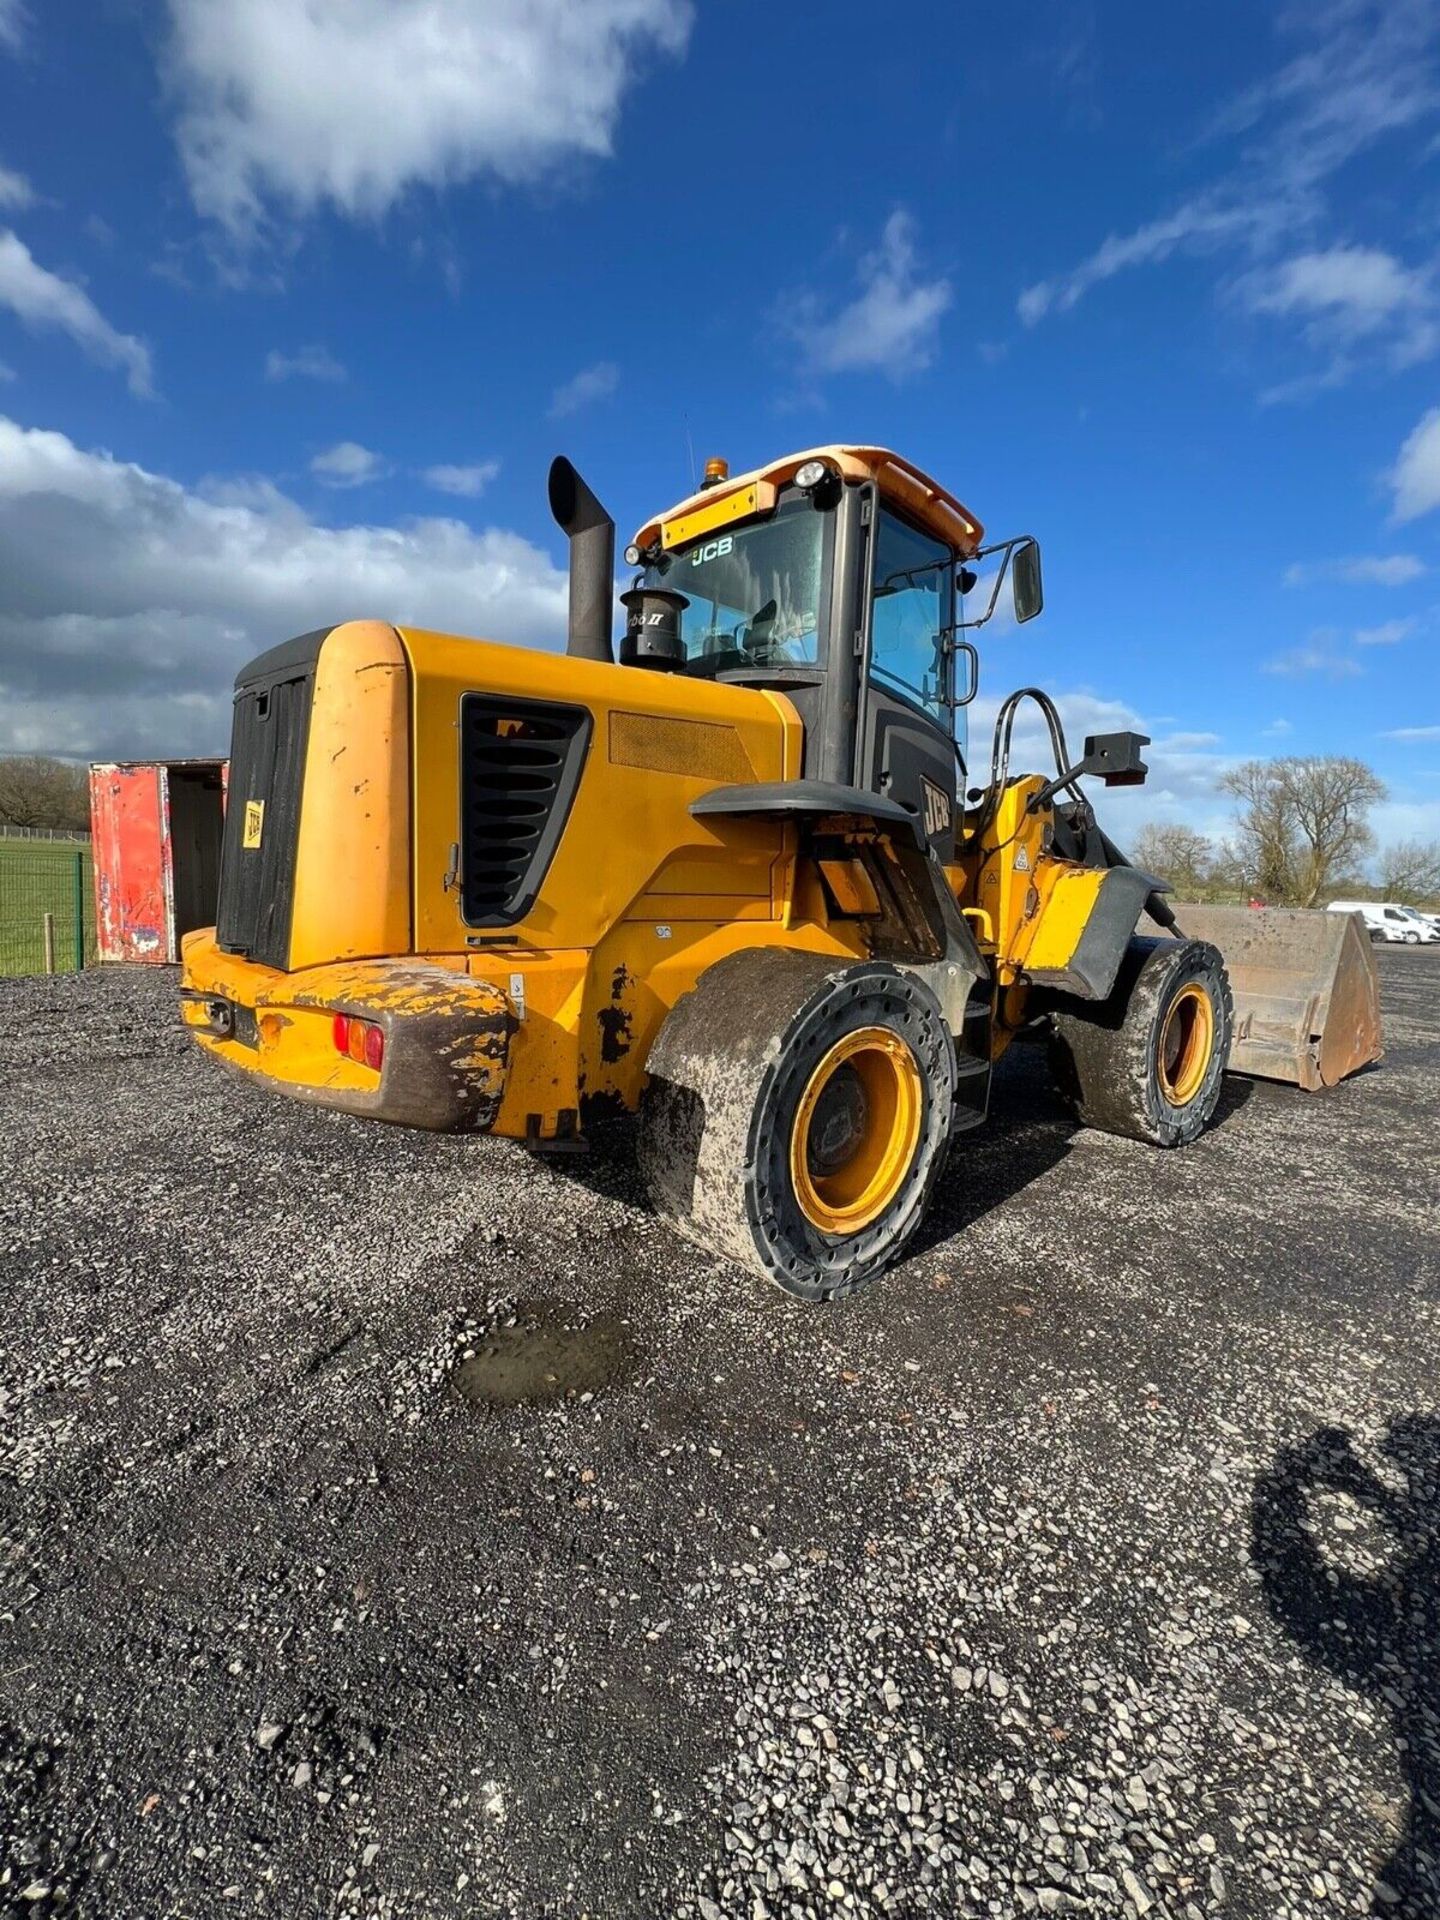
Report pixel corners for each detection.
[1012,538,1043,623]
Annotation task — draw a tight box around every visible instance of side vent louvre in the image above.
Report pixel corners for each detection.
[459,695,590,926]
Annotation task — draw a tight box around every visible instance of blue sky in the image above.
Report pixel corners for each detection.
[0,0,1437,856]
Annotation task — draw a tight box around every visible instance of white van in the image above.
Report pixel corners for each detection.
[1327,900,1439,943]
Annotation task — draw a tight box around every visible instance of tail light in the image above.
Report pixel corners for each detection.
[332,1011,384,1072]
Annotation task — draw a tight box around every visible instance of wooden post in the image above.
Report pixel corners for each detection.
[43,911,56,974]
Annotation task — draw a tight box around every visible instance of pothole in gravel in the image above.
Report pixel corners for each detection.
[452,1300,637,1409]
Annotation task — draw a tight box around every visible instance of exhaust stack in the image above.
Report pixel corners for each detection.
[548,456,615,664]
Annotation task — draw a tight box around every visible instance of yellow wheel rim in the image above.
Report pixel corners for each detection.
[1158,983,1215,1106]
[789,1027,924,1235]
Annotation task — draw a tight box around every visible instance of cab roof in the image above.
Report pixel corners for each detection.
[632,445,985,558]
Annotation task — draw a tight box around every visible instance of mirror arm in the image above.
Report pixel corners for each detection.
[955,532,1042,632]
[955,554,1010,631]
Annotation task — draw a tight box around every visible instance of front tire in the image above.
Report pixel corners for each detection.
[639,952,957,1301]
[1047,938,1232,1147]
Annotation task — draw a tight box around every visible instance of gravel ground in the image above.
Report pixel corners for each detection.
[1,947,1437,1920]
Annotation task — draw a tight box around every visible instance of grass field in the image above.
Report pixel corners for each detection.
[0,839,96,976]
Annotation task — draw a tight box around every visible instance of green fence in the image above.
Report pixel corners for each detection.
[0,842,96,977]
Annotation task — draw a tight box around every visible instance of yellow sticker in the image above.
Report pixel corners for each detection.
[242,799,265,849]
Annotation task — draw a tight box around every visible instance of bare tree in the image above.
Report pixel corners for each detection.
[0,756,90,830]
[1132,823,1214,900]
[1220,756,1385,907]
[1219,760,1298,901]
[1380,839,1440,906]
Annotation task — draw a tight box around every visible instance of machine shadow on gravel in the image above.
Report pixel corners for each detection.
[535,1046,1256,1275]
[907,1049,1077,1258]
[1251,1418,1440,1917]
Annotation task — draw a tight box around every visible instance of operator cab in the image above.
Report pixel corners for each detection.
[619,446,1043,862]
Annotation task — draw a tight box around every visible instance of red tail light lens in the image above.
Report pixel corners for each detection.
[331,1010,385,1072]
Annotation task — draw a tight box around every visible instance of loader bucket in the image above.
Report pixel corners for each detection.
[1156,906,1383,1091]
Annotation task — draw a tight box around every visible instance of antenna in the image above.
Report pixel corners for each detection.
[683,414,696,492]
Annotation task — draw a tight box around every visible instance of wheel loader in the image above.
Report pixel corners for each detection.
[179,445,1382,1300]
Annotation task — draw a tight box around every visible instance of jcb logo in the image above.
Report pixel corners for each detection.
[691,535,733,565]
[921,778,951,839]
[242,800,265,850]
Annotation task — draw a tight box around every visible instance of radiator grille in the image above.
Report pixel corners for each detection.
[460,695,590,926]
[608,711,756,782]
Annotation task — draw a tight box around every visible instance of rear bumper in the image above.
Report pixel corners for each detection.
[179,930,513,1131]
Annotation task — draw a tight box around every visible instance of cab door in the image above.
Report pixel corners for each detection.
[859,506,961,860]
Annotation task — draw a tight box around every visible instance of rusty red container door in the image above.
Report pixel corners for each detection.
[89,760,226,964]
[91,763,171,963]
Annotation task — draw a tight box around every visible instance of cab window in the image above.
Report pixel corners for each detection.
[870,510,953,719]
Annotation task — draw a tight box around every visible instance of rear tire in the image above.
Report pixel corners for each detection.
[639,952,956,1302]
[1047,937,1232,1147]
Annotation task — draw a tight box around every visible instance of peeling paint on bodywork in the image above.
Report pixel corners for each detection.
[181,947,515,1132]
[598,963,635,1064]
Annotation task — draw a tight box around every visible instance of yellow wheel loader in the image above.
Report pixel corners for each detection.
[179,445,1381,1301]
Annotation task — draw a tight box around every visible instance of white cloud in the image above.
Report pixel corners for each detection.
[1382,724,1440,741]
[310,440,386,488]
[1283,553,1425,587]
[0,230,152,395]
[0,165,33,211]
[1019,202,1264,326]
[163,0,693,233]
[1016,3,1440,386]
[265,343,346,383]
[1237,244,1438,380]
[1243,245,1423,323]
[1354,617,1416,646]
[0,2,24,53]
[0,414,567,757]
[1160,730,1222,751]
[966,690,1235,842]
[1389,405,1440,521]
[788,212,951,379]
[548,360,619,419]
[1263,633,1364,678]
[421,460,500,498]
[1261,717,1293,737]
